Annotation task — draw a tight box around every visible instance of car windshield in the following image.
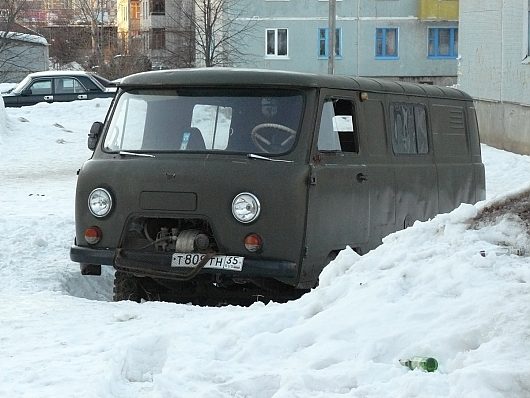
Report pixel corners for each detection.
[103,88,304,155]
[12,76,33,94]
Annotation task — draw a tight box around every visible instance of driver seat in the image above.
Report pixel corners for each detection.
[178,127,206,151]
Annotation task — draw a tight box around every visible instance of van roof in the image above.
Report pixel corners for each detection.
[119,68,471,101]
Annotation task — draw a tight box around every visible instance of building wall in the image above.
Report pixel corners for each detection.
[474,100,530,155]
[459,0,530,155]
[237,0,459,84]
[0,41,49,83]
[117,0,130,36]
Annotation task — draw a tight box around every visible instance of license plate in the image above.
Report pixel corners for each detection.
[171,253,244,271]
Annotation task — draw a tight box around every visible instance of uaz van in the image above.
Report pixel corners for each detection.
[70,68,485,304]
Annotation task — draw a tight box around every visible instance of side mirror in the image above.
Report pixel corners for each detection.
[21,88,31,96]
[88,121,104,151]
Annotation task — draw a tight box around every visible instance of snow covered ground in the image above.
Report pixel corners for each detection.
[0,97,529,397]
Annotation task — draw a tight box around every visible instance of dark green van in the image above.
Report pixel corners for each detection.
[70,68,485,304]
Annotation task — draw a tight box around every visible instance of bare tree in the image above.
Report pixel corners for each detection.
[166,0,256,67]
[73,0,113,67]
[39,25,91,67]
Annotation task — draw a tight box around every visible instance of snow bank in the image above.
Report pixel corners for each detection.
[0,100,529,397]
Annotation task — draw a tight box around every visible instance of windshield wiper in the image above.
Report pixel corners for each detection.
[119,151,155,158]
[247,153,293,163]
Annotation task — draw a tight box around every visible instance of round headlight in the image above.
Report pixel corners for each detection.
[232,192,261,224]
[88,188,113,218]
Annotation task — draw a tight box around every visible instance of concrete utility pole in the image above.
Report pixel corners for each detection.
[328,0,336,74]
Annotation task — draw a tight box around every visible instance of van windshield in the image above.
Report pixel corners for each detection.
[103,88,304,155]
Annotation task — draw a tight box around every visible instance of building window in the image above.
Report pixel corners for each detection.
[150,28,165,49]
[131,0,140,19]
[376,28,398,58]
[120,4,127,22]
[318,28,342,58]
[428,28,458,58]
[390,103,429,155]
[266,28,288,57]
[150,0,164,15]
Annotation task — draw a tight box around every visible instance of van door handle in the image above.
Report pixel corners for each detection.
[43,95,53,101]
[77,94,88,99]
[356,173,368,183]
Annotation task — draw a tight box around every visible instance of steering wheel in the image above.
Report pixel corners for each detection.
[251,123,296,153]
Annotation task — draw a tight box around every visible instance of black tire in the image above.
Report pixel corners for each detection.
[113,271,143,302]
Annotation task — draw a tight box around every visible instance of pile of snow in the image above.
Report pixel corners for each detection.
[0,31,48,46]
[0,99,530,397]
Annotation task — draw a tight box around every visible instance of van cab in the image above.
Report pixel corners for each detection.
[70,68,485,304]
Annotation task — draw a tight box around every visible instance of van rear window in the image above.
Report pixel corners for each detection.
[103,88,304,155]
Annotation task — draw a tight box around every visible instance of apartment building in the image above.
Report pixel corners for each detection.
[458,0,530,155]
[236,0,459,85]
[117,0,194,68]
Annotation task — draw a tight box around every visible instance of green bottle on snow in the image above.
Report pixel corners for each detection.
[399,356,438,372]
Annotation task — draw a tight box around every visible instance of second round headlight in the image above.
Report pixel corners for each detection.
[232,192,261,223]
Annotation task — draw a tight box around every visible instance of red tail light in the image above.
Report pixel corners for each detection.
[244,233,263,252]
[84,226,102,245]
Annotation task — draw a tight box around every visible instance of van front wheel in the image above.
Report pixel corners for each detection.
[113,271,142,302]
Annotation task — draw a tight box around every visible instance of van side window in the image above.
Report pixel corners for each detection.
[318,98,358,153]
[390,103,429,155]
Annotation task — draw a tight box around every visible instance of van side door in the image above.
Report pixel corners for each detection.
[388,98,438,228]
[357,93,397,248]
[305,91,370,268]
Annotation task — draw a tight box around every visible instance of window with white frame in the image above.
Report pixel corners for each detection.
[266,28,288,57]
[376,28,398,58]
[318,28,342,58]
[428,27,458,58]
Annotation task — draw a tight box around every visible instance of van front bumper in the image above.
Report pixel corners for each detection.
[70,243,299,282]
[70,243,115,265]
